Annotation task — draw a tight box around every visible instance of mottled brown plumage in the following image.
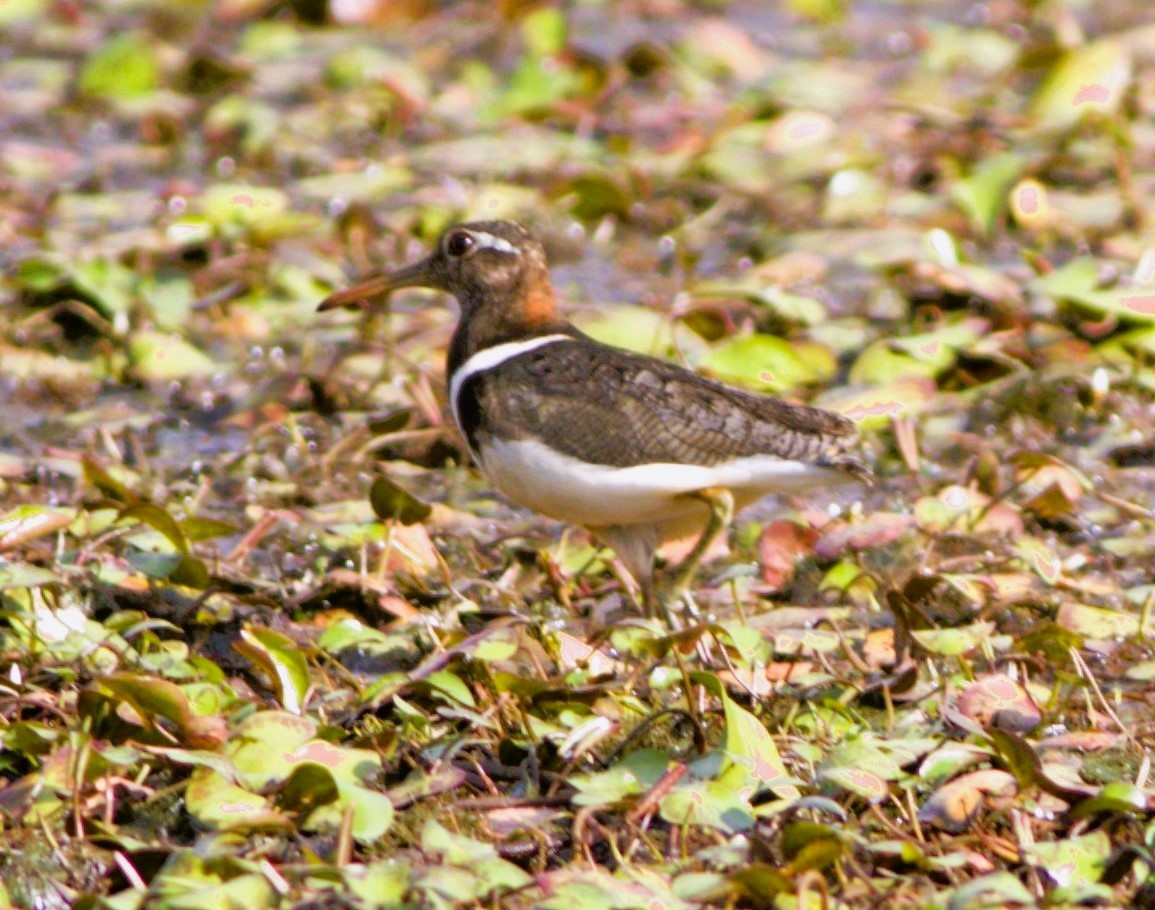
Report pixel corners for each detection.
[465,335,867,474]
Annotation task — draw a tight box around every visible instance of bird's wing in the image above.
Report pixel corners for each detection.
[469,336,870,479]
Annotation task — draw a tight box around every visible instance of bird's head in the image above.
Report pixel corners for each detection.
[318,220,558,329]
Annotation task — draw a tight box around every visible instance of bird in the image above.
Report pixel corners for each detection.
[318,220,870,619]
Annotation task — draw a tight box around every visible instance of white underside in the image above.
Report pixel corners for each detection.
[478,436,840,538]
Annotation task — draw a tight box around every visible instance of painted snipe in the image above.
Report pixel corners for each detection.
[319,221,870,617]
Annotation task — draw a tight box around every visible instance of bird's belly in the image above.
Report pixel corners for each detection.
[477,437,839,531]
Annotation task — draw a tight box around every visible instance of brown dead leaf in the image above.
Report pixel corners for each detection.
[484,806,564,839]
[1023,483,1079,518]
[956,674,1042,734]
[758,519,819,590]
[556,631,620,676]
[718,666,774,698]
[317,568,421,620]
[814,512,916,558]
[660,527,729,568]
[1014,458,1087,519]
[918,769,1018,832]
[385,522,440,574]
[1036,731,1124,752]
[751,250,828,285]
[861,628,896,669]
[914,485,1025,536]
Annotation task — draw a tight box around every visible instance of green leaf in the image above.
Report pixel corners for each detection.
[1030,38,1132,131]
[78,32,158,99]
[305,165,415,207]
[423,670,476,708]
[421,820,533,895]
[1056,603,1140,639]
[821,376,936,429]
[239,20,302,58]
[950,152,1028,236]
[72,258,136,318]
[168,554,209,589]
[1071,781,1150,820]
[182,516,241,543]
[571,749,671,808]
[145,746,241,782]
[0,505,74,552]
[888,319,985,369]
[280,762,340,815]
[369,475,431,526]
[691,281,827,326]
[659,770,756,833]
[1023,830,1111,890]
[943,871,1034,907]
[283,739,382,786]
[702,334,835,392]
[562,173,632,221]
[782,826,849,873]
[228,711,317,789]
[82,457,134,504]
[120,503,190,553]
[233,627,311,714]
[910,621,996,657]
[317,618,397,654]
[729,864,791,904]
[849,339,939,385]
[0,563,61,588]
[12,255,67,292]
[1032,257,1155,324]
[522,7,568,57]
[0,0,49,26]
[97,673,194,736]
[299,772,395,844]
[573,304,687,359]
[201,183,289,228]
[343,861,411,907]
[128,330,218,381]
[185,766,291,832]
[714,679,798,798]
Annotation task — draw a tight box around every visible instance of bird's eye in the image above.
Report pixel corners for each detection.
[445,231,474,257]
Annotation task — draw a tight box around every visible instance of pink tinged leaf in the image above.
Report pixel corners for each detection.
[843,399,904,420]
[1122,294,1155,315]
[0,508,73,552]
[893,415,920,473]
[757,520,818,590]
[287,740,347,769]
[956,674,1042,734]
[814,512,916,559]
[1073,83,1112,104]
[1017,185,1040,214]
[918,769,1017,832]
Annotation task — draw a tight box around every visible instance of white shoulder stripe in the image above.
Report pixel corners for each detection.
[449,334,573,447]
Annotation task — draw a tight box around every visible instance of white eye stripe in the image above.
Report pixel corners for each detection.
[469,232,518,255]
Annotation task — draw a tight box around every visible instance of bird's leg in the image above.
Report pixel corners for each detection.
[595,525,659,618]
[638,570,660,620]
[667,487,735,612]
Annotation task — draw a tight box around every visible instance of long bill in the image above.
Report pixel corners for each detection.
[316,257,436,311]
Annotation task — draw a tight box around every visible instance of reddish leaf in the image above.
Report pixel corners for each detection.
[757,520,818,589]
[918,769,1017,832]
[956,674,1042,734]
[814,512,916,558]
